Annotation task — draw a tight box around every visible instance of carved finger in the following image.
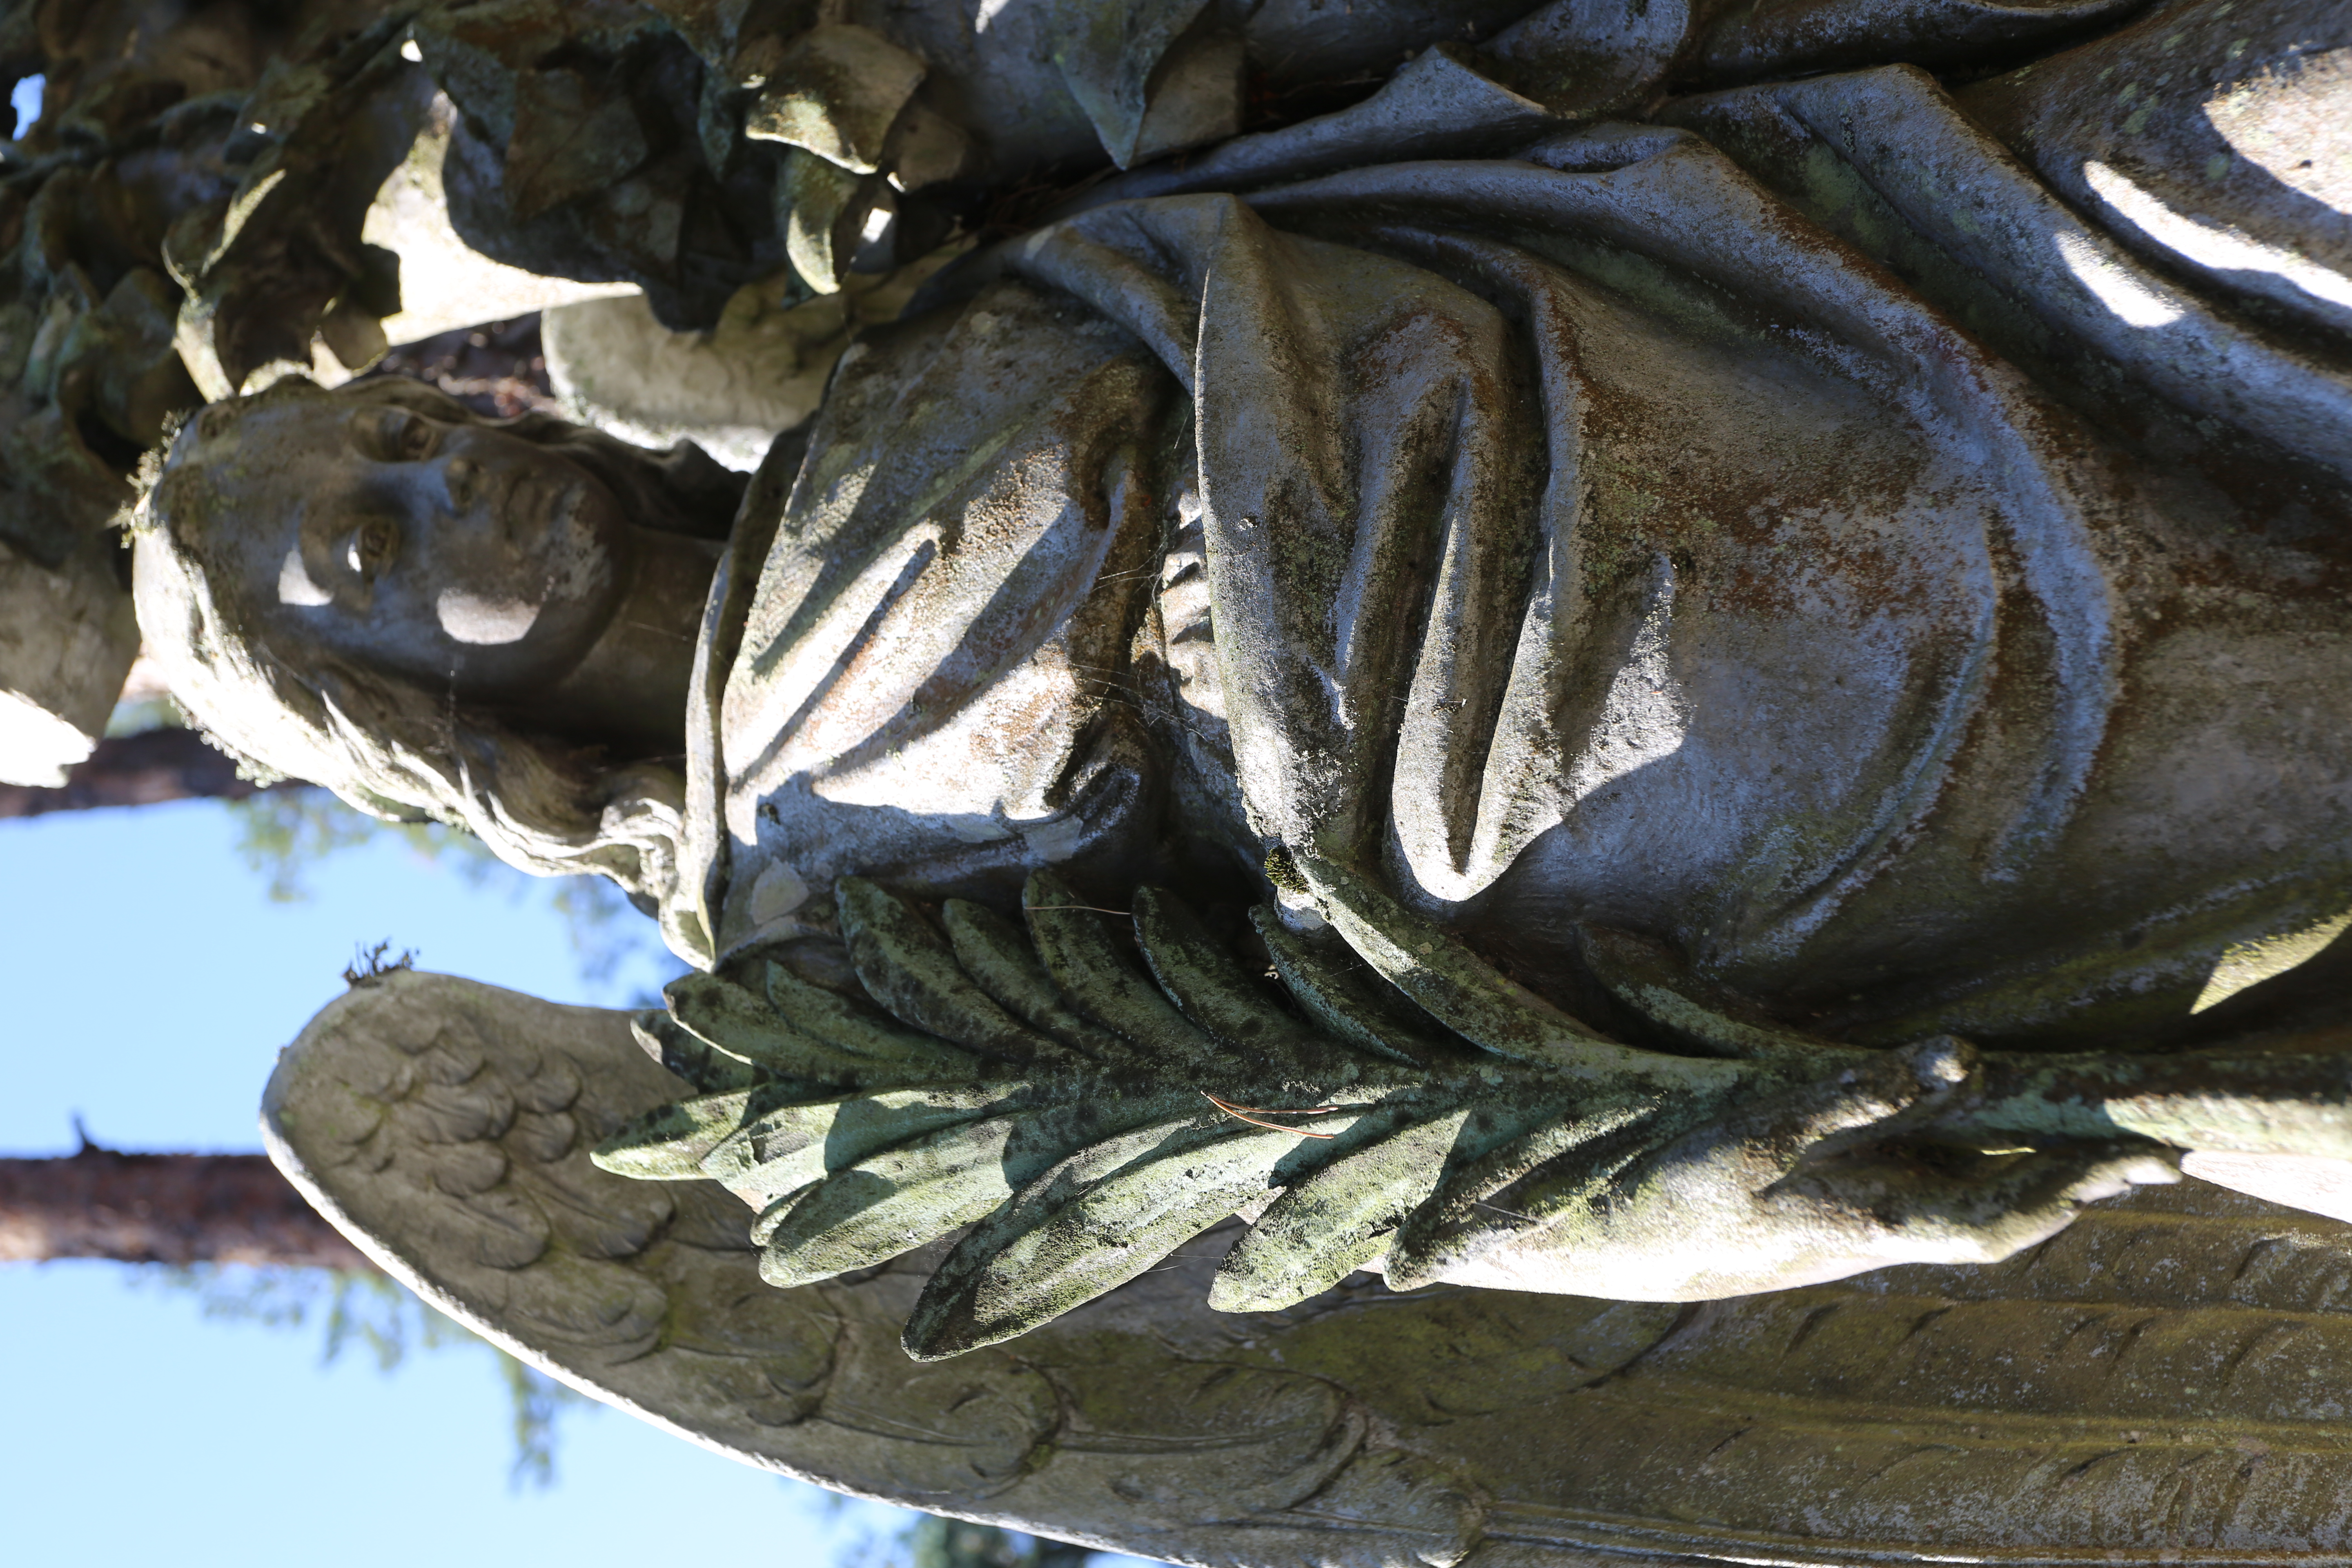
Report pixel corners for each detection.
[1383,1094,1678,1290]
[1782,1141,2182,1269]
[1958,1047,2352,1158]
[1703,1036,1980,1176]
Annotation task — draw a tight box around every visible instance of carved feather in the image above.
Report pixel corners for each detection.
[261,967,2352,1566]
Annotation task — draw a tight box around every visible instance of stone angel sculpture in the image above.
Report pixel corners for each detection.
[145,0,2352,1370]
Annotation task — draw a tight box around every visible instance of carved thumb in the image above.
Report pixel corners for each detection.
[1730,1035,1981,1171]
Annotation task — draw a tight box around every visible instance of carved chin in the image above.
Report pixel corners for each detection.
[436,588,542,645]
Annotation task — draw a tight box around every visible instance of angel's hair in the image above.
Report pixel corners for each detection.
[129,375,741,963]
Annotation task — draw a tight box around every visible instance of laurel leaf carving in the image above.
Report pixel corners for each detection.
[592,866,2352,1356]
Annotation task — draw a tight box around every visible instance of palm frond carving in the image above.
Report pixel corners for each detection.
[594,863,2352,1360]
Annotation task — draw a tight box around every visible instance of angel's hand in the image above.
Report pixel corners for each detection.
[1398,1037,2181,1300]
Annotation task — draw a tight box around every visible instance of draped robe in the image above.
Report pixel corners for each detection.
[668,0,2352,1051]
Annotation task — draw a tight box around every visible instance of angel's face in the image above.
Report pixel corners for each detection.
[204,391,635,697]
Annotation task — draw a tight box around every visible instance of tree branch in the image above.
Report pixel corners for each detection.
[0,728,297,819]
[0,1145,376,1271]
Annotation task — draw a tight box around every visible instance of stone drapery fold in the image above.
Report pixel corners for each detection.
[682,12,2352,1048]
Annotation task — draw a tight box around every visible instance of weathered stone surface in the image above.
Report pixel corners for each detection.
[362,93,640,348]
[540,248,957,470]
[78,2,2352,1555]
[581,870,2352,1355]
[270,969,2352,1567]
[0,532,136,785]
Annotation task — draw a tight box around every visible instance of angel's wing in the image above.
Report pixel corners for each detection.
[262,967,1461,1564]
[267,966,2352,1565]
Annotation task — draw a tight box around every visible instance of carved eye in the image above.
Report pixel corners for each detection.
[392,411,436,459]
[367,408,436,461]
[346,517,397,578]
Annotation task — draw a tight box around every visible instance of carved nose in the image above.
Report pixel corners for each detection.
[443,456,480,510]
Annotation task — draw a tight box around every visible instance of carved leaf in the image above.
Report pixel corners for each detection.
[593,866,2352,1358]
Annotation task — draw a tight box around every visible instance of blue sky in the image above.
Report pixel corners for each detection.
[0,798,1151,1566]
